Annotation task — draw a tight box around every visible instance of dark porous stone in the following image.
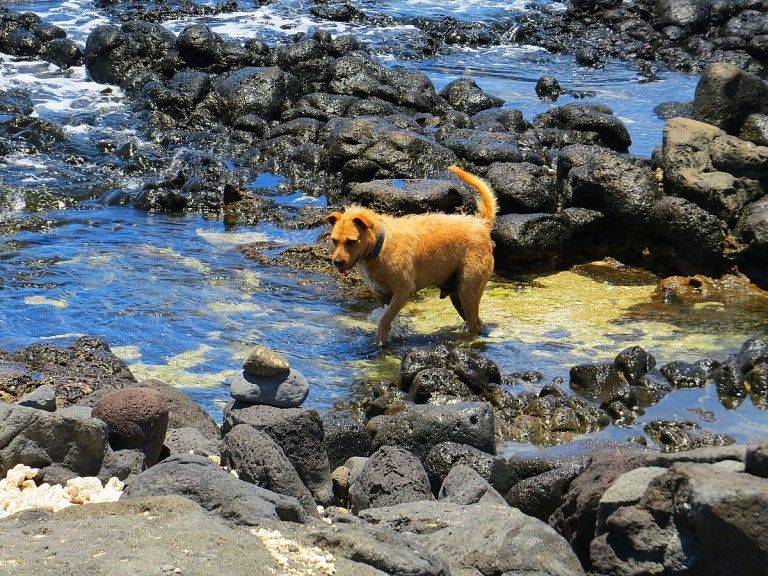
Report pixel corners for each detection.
[550,445,657,567]
[221,424,317,516]
[84,22,180,92]
[485,162,558,214]
[41,37,82,69]
[399,345,500,393]
[176,23,228,71]
[7,335,136,406]
[214,66,300,122]
[91,386,169,467]
[222,401,333,505]
[575,47,606,68]
[359,129,457,180]
[644,420,735,453]
[691,63,768,134]
[505,462,585,522]
[746,438,768,478]
[613,346,656,385]
[123,453,306,524]
[439,77,504,115]
[659,360,708,389]
[740,113,768,146]
[0,403,108,480]
[97,447,146,482]
[648,0,711,30]
[0,88,34,116]
[735,196,768,286]
[653,100,693,120]
[303,521,450,576]
[711,357,747,398]
[371,401,496,461]
[408,368,475,404]
[348,445,434,513]
[438,464,507,506]
[132,378,220,439]
[746,363,768,398]
[322,416,372,471]
[534,103,631,152]
[347,178,466,215]
[569,362,632,404]
[535,75,563,100]
[492,212,573,269]
[360,500,586,576]
[470,107,527,133]
[423,441,511,495]
[735,338,768,374]
[648,195,725,273]
[558,144,659,228]
[441,128,522,165]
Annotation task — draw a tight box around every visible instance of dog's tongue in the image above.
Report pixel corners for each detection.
[338,267,348,275]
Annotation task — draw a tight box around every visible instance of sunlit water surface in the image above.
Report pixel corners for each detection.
[1,0,765,447]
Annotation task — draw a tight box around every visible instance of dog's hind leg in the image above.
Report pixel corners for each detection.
[457,267,491,336]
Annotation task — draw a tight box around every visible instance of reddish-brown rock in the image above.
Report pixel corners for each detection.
[92,387,169,466]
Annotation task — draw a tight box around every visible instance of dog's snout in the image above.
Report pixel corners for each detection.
[333,258,345,268]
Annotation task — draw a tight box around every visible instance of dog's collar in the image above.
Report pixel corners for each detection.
[367,226,385,259]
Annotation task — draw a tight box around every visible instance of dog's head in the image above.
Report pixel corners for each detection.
[326,208,376,274]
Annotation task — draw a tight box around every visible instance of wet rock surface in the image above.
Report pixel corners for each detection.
[1,334,767,576]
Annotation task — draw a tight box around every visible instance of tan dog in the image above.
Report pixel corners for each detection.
[327,166,497,344]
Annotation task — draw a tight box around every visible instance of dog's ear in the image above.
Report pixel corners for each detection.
[352,214,374,229]
[326,212,343,226]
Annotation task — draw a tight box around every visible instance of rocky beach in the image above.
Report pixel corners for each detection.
[1,0,768,574]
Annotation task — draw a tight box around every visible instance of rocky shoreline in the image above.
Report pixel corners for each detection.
[2,2,767,287]
[2,336,768,574]
[1,0,768,573]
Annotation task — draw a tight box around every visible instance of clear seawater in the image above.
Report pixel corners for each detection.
[1,0,765,447]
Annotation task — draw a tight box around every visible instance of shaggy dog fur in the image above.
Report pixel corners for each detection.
[327,166,497,344]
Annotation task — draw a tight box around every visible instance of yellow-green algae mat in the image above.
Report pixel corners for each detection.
[348,261,768,383]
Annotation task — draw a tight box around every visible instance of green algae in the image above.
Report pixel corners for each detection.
[113,343,240,388]
[341,261,768,391]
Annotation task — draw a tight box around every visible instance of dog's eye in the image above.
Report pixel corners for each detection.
[331,239,339,246]
[345,239,358,245]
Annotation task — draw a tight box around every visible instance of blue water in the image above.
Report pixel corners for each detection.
[1,0,765,445]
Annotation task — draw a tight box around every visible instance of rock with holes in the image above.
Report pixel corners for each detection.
[348,445,433,513]
[92,387,169,467]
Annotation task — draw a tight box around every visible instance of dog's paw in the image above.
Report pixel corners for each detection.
[374,329,389,346]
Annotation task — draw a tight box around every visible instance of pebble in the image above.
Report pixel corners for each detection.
[243,345,291,377]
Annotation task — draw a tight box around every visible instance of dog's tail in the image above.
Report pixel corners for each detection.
[447,165,498,226]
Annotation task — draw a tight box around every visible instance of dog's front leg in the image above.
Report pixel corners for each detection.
[375,291,410,345]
